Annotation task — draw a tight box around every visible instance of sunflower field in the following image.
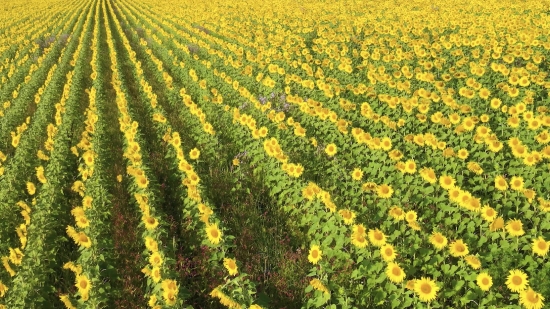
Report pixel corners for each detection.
[0,0,549,308]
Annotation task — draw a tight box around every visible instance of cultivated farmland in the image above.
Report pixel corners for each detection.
[0,0,549,308]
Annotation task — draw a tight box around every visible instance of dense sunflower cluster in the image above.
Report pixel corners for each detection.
[0,0,549,308]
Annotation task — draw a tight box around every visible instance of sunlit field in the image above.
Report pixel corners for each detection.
[0,0,549,308]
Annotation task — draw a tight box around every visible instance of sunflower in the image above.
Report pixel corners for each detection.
[136,175,149,189]
[59,294,75,309]
[523,189,536,203]
[162,289,177,306]
[480,206,497,222]
[308,245,322,264]
[325,143,337,156]
[2,256,15,277]
[26,182,36,195]
[151,267,162,283]
[148,294,158,307]
[490,217,505,231]
[8,248,23,265]
[528,119,541,130]
[149,252,163,267]
[387,148,402,161]
[75,232,92,248]
[429,232,448,250]
[506,219,525,237]
[380,244,397,262]
[506,269,529,292]
[540,198,550,212]
[360,182,375,194]
[353,224,366,235]
[223,258,238,276]
[75,274,91,300]
[189,148,200,160]
[488,140,504,152]
[408,221,421,231]
[467,162,483,175]
[143,215,159,231]
[368,229,387,247]
[338,209,356,225]
[82,196,93,209]
[309,278,330,295]
[510,176,524,191]
[405,279,416,290]
[419,167,437,184]
[145,236,159,252]
[449,239,469,257]
[386,262,406,283]
[162,279,178,293]
[490,98,502,109]
[405,210,417,223]
[36,166,47,184]
[404,159,416,174]
[439,175,455,190]
[351,231,368,248]
[388,206,405,221]
[519,288,545,309]
[476,272,493,291]
[376,184,394,199]
[532,237,549,257]
[495,175,508,191]
[448,187,462,203]
[206,223,222,245]
[76,216,90,228]
[414,277,439,302]
[464,255,481,269]
[457,148,469,160]
[350,168,363,181]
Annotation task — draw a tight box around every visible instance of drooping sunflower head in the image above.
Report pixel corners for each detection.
[464,255,481,270]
